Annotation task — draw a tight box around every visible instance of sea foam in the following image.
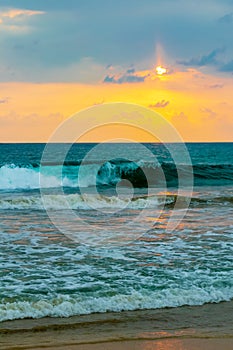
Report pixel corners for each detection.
[1,286,233,322]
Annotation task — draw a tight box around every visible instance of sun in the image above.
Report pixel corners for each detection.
[156,66,167,75]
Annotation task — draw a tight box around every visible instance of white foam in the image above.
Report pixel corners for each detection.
[0,165,61,190]
[1,286,233,322]
[0,194,163,210]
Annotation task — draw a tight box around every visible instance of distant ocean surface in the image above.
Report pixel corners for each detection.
[0,143,232,322]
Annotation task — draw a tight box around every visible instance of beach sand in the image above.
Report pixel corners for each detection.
[1,300,232,350]
[12,339,233,350]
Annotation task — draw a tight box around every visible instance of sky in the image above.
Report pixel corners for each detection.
[0,0,233,142]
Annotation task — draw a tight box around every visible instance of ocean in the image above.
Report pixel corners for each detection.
[0,142,233,323]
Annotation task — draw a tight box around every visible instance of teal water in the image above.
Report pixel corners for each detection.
[0,143,232,321]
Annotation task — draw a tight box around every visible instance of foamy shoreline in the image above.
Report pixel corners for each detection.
[1,301,233,350]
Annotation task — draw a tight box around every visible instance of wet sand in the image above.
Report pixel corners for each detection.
[1,301,232,350]
[27,339,233,350]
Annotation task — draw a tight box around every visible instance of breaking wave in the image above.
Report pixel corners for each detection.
[1,285,233,322]
[0,161,232,191]
[0,193,232,210]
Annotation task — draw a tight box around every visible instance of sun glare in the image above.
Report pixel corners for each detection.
[156,66,167,75]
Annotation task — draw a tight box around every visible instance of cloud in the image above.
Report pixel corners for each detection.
[1,1,233,82]
[103,75,115,83]
[149,100,170,108]
[200,107,217,118]
[103,69,147,84]
[0,8,45,34]
[103,74,146,83]
[218,13,233,24]
[177,48,224,67]
[208,83,224,89]
[220,59,233,72]
[126,68,135,74]
[0,97,9,104]
[0,8,45,20]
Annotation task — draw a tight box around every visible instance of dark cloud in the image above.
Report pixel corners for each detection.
[177,48,224,67]
[103,72,147,84]
[149,100,170,108]
[103,75,115,83]
[126,68,135,74]
[219,13,233,24]
[1,1,233,82]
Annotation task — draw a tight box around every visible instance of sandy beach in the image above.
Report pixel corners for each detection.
[1,301,232,350]
[13,339,233,350]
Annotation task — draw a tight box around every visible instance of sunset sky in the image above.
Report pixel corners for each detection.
[0,0,233,142]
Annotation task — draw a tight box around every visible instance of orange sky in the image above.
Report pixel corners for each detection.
[1,1,233,142]
[0,67,232,142]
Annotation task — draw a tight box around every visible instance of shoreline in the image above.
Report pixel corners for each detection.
[1,300,233,349]
[22,339,233,350]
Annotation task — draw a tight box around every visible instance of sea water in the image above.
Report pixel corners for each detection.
[0,143,232,321]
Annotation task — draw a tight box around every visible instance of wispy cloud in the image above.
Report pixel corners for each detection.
[0,8,45,32]
[103,74,146,84]
[0,1,233,83]
[200,107,217,119]
[0,97,9,104]
[149,100,170,108]
[177,48,224,67]
[103,68,148,84]
[220,59,233,72]
[218,12,233,24]
[208,83,224,89]
[0,8,45,20]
